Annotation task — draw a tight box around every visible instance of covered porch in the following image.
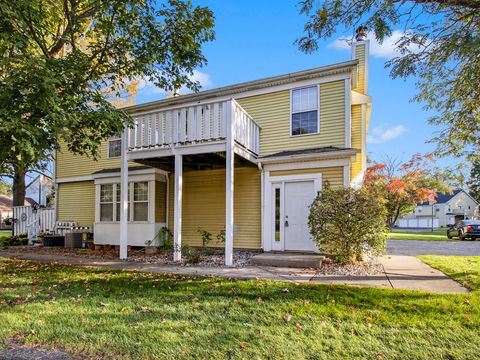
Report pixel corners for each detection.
[119,98,261,266]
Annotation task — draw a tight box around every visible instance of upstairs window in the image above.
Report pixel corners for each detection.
[108,138,122,158]
[291,86,319,136]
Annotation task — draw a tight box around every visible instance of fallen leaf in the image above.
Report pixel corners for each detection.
[282,288,289,293]
[295,323,302,332]
[257,296,263,303]
[100,302,110,307]
[239,343,248,350]
[284,315,292,322]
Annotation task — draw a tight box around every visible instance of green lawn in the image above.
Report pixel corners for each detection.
[0,230,12,237]
[1,259,479,359]
[388,228,450,241]
[419,255,480,291]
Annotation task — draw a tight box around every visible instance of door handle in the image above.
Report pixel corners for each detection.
[284,220,289,227]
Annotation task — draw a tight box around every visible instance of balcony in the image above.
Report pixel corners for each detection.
[118,98,261,265]
[124,98,260,162]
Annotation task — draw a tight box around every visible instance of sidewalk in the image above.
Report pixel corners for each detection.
[0,251,468,293]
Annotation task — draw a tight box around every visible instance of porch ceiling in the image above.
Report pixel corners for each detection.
[135,152,256,172]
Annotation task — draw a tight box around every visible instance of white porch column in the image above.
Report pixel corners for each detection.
[225,100,235,266]
[119,130,129,259]
[173,154,183,262]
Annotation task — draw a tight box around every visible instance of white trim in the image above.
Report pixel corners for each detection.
[257,149,359,165]
[344,78,351,148]
[94,172,166,185]
[128,73,352,118]
[264,172,322,252]
[165,174,170,228]
[56,167,167,184]
[225,100,235,267]
[95,184,101,223]
[173,154,183,262]
[343,165,350,187]
[351,91,372,105]
[93,167,167,179]
[119,131,129,259]
[127,141,226,161]
[233,144,257,163]
[263,170,271,251]
[264,158,352,172]
[148,181,155,224]
[289,84,321,137]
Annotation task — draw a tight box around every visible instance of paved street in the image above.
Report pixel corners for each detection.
[388,239,480,256]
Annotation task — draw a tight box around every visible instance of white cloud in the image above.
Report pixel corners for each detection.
[367,124,408,144]
[137,70,212,96]
[328,30,421,59]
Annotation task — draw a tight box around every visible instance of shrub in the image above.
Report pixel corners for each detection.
[197,227,212,247]
[182,244,201,264]
[0,233,28,248]
[308,187,387,264]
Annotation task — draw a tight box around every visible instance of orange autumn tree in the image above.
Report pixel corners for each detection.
[364,154,450,228]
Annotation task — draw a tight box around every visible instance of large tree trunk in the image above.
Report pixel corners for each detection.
[12,165,26,206]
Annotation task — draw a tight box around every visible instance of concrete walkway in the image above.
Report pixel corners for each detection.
[0,251,468,293]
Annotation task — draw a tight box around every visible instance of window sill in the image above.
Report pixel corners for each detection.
[289,131,321,138]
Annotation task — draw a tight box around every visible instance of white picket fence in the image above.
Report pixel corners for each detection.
[13,206,56,243]
[397,218,440,228]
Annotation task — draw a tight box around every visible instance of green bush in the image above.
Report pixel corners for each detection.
[308,187,387,264]
[182,244,201,264]
[0,233,28,248]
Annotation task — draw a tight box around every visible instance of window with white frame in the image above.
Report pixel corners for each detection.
[99,182,148,222]
[291,86,319,136]
[100,184,114,221]
[133,182,149,221]
[108,138,122,158]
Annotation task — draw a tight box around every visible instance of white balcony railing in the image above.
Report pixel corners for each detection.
[126,99,260,156]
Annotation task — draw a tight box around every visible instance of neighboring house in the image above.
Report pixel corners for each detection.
[397,189,480,228]
[26,174,54,206]
[0,195,37,230]
[55,30,371,264]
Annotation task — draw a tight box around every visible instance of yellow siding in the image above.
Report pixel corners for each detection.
[351,105,362,180]
[237,80,345,157]
[155,181,167,223]
[168,167,261,249]
[57,181,95,227]
[270,167,345,188]
[354,44,366,94]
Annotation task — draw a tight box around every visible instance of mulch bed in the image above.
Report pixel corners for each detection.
[3,246,257,268]
[3,246,384,275]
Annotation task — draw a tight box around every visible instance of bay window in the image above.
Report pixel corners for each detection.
[99,181,148,222]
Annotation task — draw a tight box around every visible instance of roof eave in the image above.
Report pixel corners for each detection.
[122,60,358,115]
[256,148,360,165]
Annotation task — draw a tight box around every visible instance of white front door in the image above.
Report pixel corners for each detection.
[284,181,317,252]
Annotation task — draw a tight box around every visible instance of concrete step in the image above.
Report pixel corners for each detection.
[251,253,325,268]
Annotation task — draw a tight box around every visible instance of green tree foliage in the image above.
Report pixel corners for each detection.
[431,163,468,189]
[0,0,214,204]
[467,158,480,201]
[364,154,450,228]
[0,180,11,195]
[296,0,480,159]
[308,187,387,264]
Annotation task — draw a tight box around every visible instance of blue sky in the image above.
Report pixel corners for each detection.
[136,0,457,168]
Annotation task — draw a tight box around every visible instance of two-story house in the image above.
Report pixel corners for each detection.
[397,189,480,228]
[55,30,371,265]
